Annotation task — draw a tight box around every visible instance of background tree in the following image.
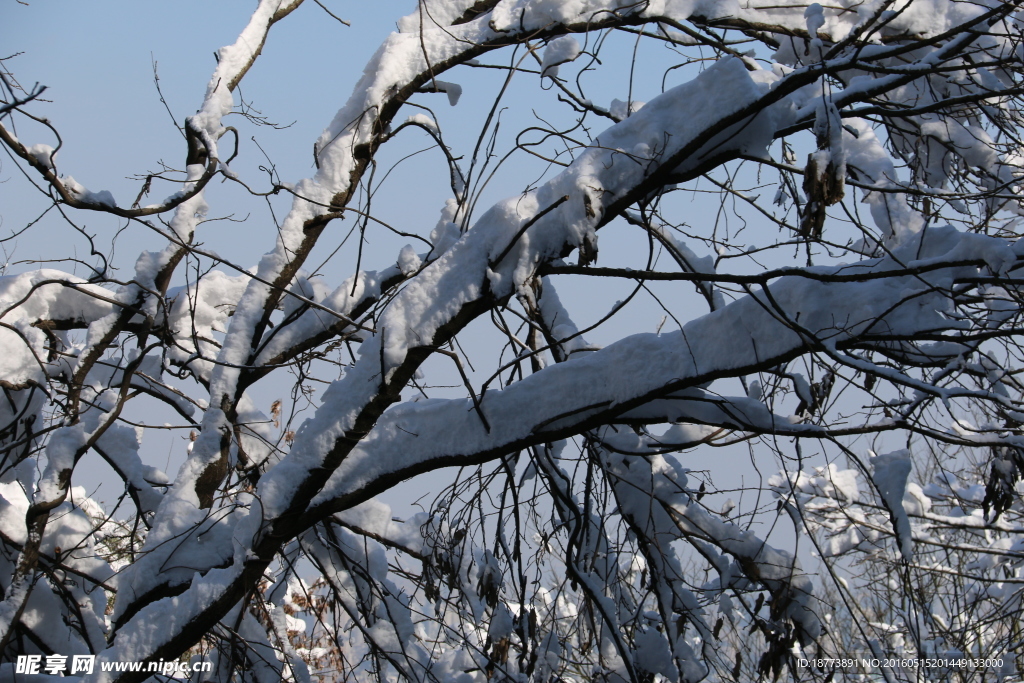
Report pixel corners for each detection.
[1,0,1024,681]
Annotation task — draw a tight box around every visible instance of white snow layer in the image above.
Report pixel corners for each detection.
[540,35,581,78]
[871,449,915,560]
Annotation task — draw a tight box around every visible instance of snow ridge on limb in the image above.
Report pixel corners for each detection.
[591,430,713,682]
[599,426,822,679]
[262,55,779,519]
[306,226,1016,514]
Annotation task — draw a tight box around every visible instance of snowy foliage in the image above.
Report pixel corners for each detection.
[1,0,1024,681]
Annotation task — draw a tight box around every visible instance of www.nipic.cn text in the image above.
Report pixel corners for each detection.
[15,654,213,676]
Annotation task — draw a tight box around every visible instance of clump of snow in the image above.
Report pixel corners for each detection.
[0,483,29,544]
[770,464,859,502]
[0,270,116,386]
[790,372,813,410]
[62,175,117,207]
[397,245,422,275]
[609,98,645,121]
[634,627,677,679]
[804,3,825,50]
[432,80,463,106]
[403,112,440,135]
[871,449,914,560]
[539,277,596,359]
[540,35,580,79]
[428,199,463,259]
[487,603,514,641]
[337,498,430,556]
[165,269,251,380]
[27,143,56,169]
[841,119,926,244]
[282,271,329,320]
